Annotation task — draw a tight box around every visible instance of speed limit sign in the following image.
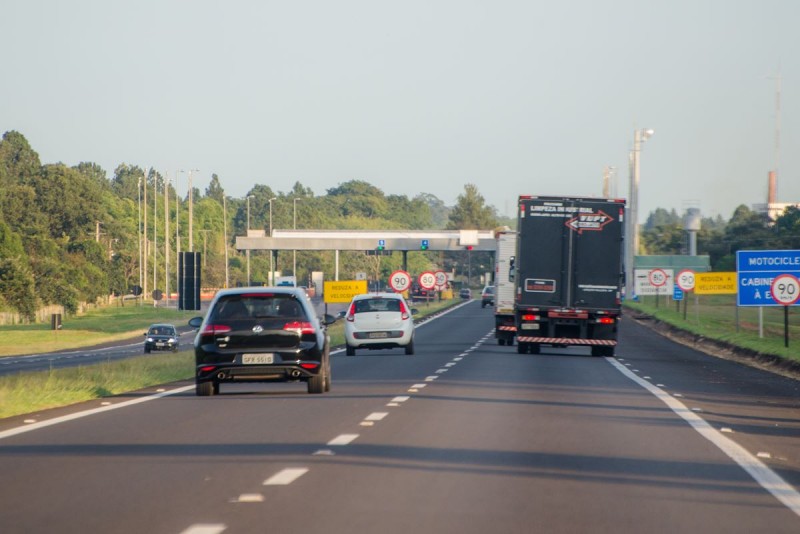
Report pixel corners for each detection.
[434,270,448,289]
[771,274,800,306]
[648,268,668,287]
[389,270,411,293]
[418,271,436,290]
[676,269,695,291]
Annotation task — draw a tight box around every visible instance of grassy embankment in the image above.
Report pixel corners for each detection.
[0,298,461,419]
[625,294,800,363]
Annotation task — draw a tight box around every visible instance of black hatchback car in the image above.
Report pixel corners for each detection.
[188,287,336,396]
[143,323,180,353]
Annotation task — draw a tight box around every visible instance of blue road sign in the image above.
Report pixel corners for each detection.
[673,285,684,301]
[737,249,800,307]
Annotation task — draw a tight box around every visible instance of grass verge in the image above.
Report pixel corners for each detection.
[0,297,464,420]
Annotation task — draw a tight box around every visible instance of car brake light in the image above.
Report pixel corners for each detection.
[283,321,315,335]
[202,324,232,335]
[300,363,319,370]
[346,302,356,322]
[521,314,540,321]
[199,365,216,373]
[598,317,615,325]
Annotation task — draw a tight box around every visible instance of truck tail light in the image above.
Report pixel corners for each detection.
[521,314,540,321]
[597,317,615,325]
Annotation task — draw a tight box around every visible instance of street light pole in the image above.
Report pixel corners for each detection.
[293,197,302,279]
[246,195,254,286]
[187,169,199,252]
[625,128,654,301]
[268,197,276,285]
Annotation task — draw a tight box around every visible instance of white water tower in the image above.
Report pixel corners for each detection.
[684,208,702,256]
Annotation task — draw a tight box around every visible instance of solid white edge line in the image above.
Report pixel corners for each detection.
[263,468,309,486]
[606,357,800,517]
[0,385,196,441]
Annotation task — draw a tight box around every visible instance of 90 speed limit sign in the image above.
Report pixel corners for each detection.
[389,270,411,293]
[418,271,436,291]
[676,269,695,291]
[771,274,800,306]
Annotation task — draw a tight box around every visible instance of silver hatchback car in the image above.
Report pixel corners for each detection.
[344,292,417,355]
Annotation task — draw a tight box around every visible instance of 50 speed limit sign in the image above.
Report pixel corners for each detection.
[771,274,800,306]
[676,269,695,291]
[389,270,411,293]
[434,270,448,289]
[418,271,436,290]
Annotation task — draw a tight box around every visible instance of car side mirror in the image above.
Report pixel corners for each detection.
[188,317,203,328]
[509,256,516,283]
[411,308,419,315]
[321,314,337,325]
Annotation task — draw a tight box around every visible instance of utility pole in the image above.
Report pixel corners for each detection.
[138,176,142,304]
[223,195,229,288]
[165,171,170,308]
[153,172,158,307]
[188,169,198,251]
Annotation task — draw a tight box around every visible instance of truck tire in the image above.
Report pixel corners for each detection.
[517,342,528,354]
[529,343,540,354]
[498,338,506,346]
[507,337,514,346]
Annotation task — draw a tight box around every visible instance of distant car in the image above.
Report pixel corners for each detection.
[481,286,495,308]
[459,288,472,299]
[143,324,179,353]
[344,292,417,356]
[188,287,336,396]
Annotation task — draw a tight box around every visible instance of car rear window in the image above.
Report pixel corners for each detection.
[211,295,305,321]
[354,298,402,313]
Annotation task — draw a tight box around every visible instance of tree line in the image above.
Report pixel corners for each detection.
[0,131,502,320]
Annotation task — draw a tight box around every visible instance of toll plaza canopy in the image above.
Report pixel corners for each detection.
[236,229,497,252]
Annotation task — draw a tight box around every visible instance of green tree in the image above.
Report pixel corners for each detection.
[205,173,225,204]
[446,184,497,230]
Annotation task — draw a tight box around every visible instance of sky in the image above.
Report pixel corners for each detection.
[2,0,799,222]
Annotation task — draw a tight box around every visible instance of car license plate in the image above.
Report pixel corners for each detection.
[368,332,389,339]
[156,342,165,347]
[242,353,274,364]
[521,323,540,330]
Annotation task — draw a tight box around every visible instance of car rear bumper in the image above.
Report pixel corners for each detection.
[196,362,321,383]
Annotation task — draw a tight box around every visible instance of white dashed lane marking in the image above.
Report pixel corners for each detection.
[391,396,410,403]
[263,468,309,486]
[180,524,227,534]
[328,434,359,446]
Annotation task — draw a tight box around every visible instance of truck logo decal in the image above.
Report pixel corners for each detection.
[565,210,614,234]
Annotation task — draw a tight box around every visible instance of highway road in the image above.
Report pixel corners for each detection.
[1,300,799,533]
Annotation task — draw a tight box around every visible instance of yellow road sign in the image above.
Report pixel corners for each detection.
[323,280,368,303]
[694,272,737,295]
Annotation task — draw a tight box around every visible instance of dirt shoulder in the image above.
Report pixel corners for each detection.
[627,313,800,381]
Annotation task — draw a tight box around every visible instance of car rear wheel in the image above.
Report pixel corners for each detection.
[196,381,214,396]
[308,371,325,394]
[345,344,355,356]
[405,340,415,355]
[144,347,151,354]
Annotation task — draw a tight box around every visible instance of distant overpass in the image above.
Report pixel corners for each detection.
[236,229,497,277]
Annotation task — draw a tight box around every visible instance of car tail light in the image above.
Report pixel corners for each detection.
[199,365,217,373]
[521,314,540,321]
[202,324,232,335]
[300,363,319,370]
[346,302,356,322]
[597,317,615,325]
[399,300,410,320]
[283,321,315,335]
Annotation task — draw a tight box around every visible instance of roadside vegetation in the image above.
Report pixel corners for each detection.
[0,297,461,420]
[625,294,800,363]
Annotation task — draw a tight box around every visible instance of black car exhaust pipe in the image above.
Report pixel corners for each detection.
[216,371,227,380]
[290,370,301,378]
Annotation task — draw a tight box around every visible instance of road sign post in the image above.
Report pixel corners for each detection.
[771,274,800,348]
